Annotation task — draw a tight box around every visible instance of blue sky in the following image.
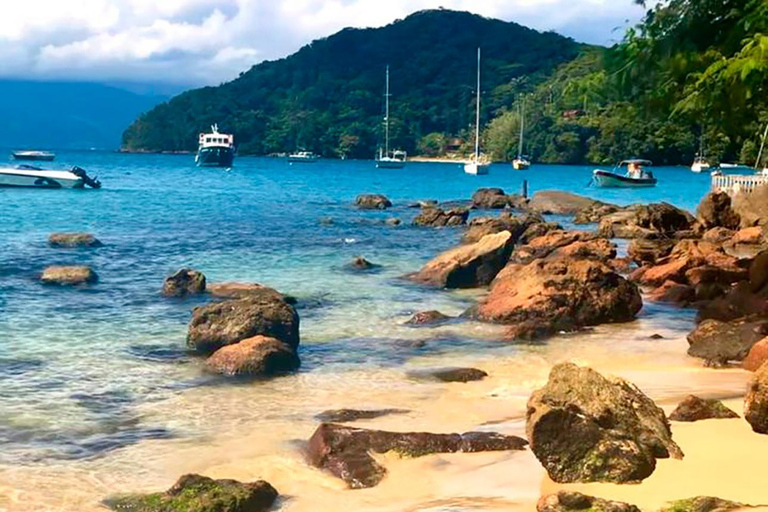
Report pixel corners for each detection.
[0,1,645,86]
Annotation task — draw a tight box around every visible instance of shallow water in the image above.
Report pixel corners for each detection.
[0,152,736,510]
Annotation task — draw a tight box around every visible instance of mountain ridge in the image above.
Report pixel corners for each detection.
[122,9,585,157]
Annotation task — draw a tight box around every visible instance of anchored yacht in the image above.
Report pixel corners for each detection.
[196,125,235,167]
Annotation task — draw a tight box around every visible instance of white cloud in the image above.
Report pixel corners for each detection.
[0,0,644,85]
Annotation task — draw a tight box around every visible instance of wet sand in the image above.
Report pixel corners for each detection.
[2,316,767,511]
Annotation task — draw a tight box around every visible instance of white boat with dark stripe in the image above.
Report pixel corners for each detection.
[0,165,101,189]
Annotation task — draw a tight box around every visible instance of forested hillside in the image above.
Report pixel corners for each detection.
[122,9,582,158]
[485,0,768,165]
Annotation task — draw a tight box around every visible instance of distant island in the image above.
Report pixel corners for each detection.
[122,4,768,167]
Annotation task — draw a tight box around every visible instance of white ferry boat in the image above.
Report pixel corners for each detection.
[196,125,235,167]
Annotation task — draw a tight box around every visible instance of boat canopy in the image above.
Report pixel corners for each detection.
[619,159,653,166]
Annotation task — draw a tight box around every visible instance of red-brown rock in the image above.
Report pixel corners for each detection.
[745,362,768,433]
[648,280,695,304]
[205,336,299,377]
[744,337,768,372]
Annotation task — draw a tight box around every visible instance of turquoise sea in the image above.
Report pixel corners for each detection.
[0,151,732,510]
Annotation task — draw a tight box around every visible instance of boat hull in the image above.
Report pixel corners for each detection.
[464,162,490,175]
[592,170,657,188]
[691,163,710,173]
[0,169,84,188]
[512,159,530,170]
[376,159,405,169]
[196,146,235,167]
[12,152,55,162]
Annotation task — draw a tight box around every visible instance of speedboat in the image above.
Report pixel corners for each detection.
[376,149,407,169]
[12,150,55,162]
[592,159,657,188]
[0,165,101,189]
[288,151,319,163]
[196,124,235,167]
[691,156,711,173]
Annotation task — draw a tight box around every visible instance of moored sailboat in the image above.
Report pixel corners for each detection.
[376,66,407,169]
[464,48,490,175]
[512,97,530,170]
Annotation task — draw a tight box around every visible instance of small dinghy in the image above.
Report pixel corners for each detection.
[592,159,657,188]
[0,165,101,189]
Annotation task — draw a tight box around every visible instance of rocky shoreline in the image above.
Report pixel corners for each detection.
[31,186,768,511]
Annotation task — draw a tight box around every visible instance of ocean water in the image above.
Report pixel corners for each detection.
[0,152,729,510]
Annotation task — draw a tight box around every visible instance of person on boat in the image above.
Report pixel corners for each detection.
[627,161,642,179]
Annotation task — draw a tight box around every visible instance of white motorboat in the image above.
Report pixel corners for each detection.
[512,97,530,170]
[592,160,657,188]
[464,48,490,176]
[12,150,55,162]
[0,165,101,189]
[691,156,711,173]
[288,151,319,163]
[375,66,407,169]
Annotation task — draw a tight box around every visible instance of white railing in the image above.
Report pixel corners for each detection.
[712,174,768,196]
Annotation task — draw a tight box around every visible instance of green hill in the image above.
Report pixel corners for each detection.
[122,9,583,158]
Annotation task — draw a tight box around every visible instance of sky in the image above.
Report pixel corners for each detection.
[0,0,646,88]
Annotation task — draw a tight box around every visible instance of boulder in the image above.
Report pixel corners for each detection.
[461,212,543,244]
[658,497,745,512]
[405,310,451,326]
[598,203,696,239]
[315,409,409,423]
[627,239,674,266]
[187,295,300,355]
[509,231,613,265]
[40,265,98,285]
[526,363,682,484]
[103,474,278,512]
[697,282,768,322]
[412,206,469,227]
[744,337,768,371]
[745,362,768,433]
[702,227,736,244]
[528,190,602,215]
[749,250,768,292]
[355,194,392,210]
[519,221,564,244]
[697,192,741,230]
[306,423,527,488]
[408,367,488,383]
[723,226,767,259]
[732,183,768,228]
[205,336,299,377]
[412,231,514,288]
[162,268,206,297]
[668,395,739,421]
[648,280,695,305]
[474,258,641,340]
[471,188,510,209]
[686,318,768,366]
[537,492,640,512]
[206,282,296,304]
[573,203,621,225]
[48,232,103,248]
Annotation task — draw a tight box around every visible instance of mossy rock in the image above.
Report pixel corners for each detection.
[658,497,744,512]
[104,474,277,512]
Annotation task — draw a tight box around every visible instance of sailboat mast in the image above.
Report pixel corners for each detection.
[474,47,481,161]
[756,123,768,170]
[518,97,525,157]
[385,65,391,156]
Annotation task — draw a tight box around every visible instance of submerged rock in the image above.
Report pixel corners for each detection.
[347,256,379,271]
[40,265,98,285]
[408,367,488,383]
[412,231,514,288]
[404,310,451,326]
[48,232,103,248]
[355,194,392,210]
[205,336,299,377]
[537,491,641,512]
[306,423,527,488]
[206,282,296,303]
[526,363,682,484]
[686,318,768,366]
[475,258,641,340]
[658,497,745,512]
[745,362,768,433]
[412,206,469,227]
[162,268,206,297]
[315,409,409,423]
[187,294,299,355]
[103,473,278,512]
[668,395,739,422]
